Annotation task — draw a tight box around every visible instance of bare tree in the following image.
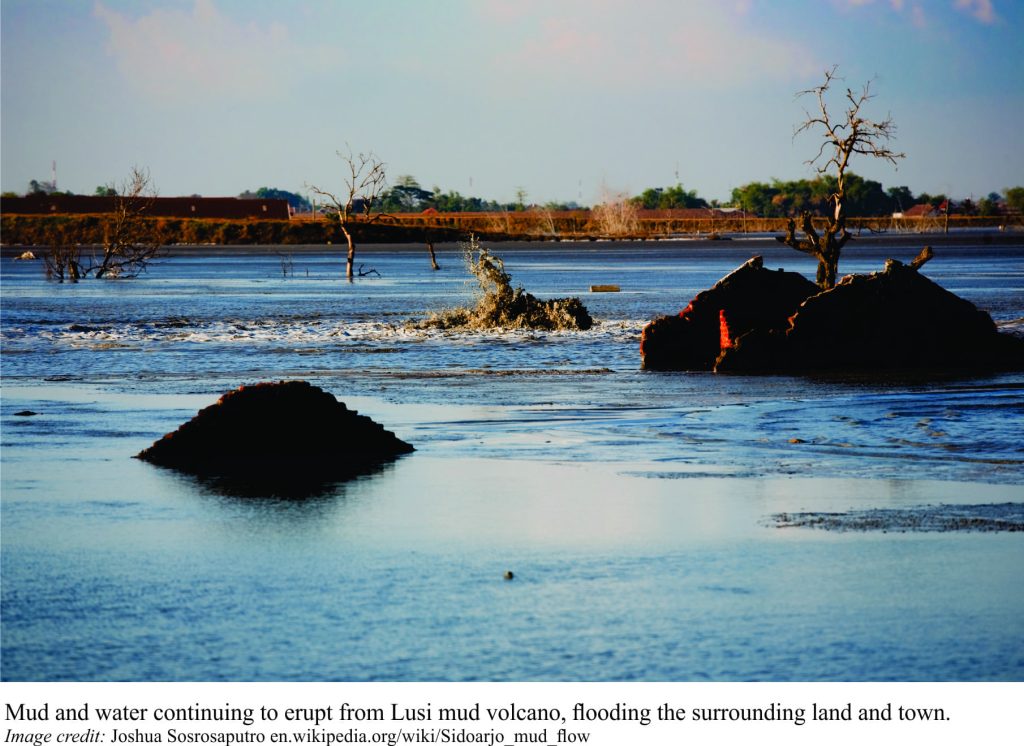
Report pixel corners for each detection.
[42,222,83,282]
[425,235,441,271]
[778,66,905,288]
[43,166,162,282]
[93,166,162,278]
[308,147,388,281]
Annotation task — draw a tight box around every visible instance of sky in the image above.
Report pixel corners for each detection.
[2,0,1022,205]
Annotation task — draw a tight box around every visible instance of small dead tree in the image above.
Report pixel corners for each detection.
[778,66,905,288]
[308,147,387,281]
[43,166,162,281]
[93,166,162,278]
[43,222,84,282]
[425,234,441,271]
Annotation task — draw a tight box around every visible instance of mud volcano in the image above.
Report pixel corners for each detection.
[417,242,593,331]
[640,256,818,370]
[136,381,414,484]
[642,255,1024,374]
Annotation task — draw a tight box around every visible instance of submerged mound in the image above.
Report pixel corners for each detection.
[770,503,1024,532]
[136,381,413,482]
[640,256,819,370]
[416,240,593,331]
[643,255,1024,374]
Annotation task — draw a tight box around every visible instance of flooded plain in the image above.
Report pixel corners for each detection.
[2,238,1022,680]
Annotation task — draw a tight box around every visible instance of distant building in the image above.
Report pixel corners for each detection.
[1,195,290,220]
[894,203,940,219]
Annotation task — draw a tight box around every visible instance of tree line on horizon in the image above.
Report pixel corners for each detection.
[7,175,1022,219]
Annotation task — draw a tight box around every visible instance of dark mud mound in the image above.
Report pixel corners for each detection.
[417,241,593,331]
[136,381,414,486]
[770,503,1024,532]
[720,258,1024,372]
[641,256,818,370]
[643,255,1024,374]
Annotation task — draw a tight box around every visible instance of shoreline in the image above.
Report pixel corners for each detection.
[3,230,1022,259]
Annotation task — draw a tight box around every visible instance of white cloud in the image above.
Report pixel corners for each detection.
[834,0,929,25]
[481,0,818,89]
[954,0,997,24]
[93,0,338,103]
[837,0,1000,26]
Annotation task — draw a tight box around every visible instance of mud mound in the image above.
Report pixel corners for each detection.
[641,256,818,370]
[718,258,1024,372]
[417,241,593,331]
[642,255,1024,374]
[136,381,413,484]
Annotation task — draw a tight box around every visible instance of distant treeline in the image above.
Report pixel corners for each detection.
[8,174,1021,218]
[3,211,1017,248]
[730,175,1022,218]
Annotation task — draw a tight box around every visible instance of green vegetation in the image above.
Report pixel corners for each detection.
[1005,186,1024,214]
[630,184,708,210]
[731,173,891,218]
[5,175,1020,220]
[238,187,311,211]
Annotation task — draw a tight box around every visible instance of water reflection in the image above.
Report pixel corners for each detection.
[154,459,401,502]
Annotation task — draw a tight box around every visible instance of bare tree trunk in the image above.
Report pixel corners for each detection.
[309,146,387,282]
[819,247,837,288]
[909,245,934,270]
[426,239,440,271]
[782,67,904,290]
[342,226,356,281]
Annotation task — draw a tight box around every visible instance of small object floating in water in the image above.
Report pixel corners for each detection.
[503,570,515,581]
[14,251,37,261]
[590,285,620,293]
[13,410,38,417]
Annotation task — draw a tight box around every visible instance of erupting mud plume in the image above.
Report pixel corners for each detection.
[415,236,593,331]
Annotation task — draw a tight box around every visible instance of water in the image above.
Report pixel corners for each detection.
[2,238,1023,681]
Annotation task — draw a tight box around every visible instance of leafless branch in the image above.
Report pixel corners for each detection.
[783,66,906,288]
[307,145,388,280]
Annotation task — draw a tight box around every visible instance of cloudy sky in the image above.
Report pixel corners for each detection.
[2,0,1021,204]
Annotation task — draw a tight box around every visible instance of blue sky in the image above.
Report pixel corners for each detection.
[2,0,1021,205]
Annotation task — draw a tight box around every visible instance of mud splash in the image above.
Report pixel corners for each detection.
[415,238,593,331]
[770,502,1024,532]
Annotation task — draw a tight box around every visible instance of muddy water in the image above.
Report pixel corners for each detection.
[2,238,1022,680]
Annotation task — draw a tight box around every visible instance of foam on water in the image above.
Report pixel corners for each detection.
[5,316,644,348]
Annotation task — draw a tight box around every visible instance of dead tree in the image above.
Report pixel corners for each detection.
[778,66,905,288]
[93,166,162,278]
[43,222,84,282]
[425,230,441,271]
[309,147,387,281]
[43,166,162,281]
